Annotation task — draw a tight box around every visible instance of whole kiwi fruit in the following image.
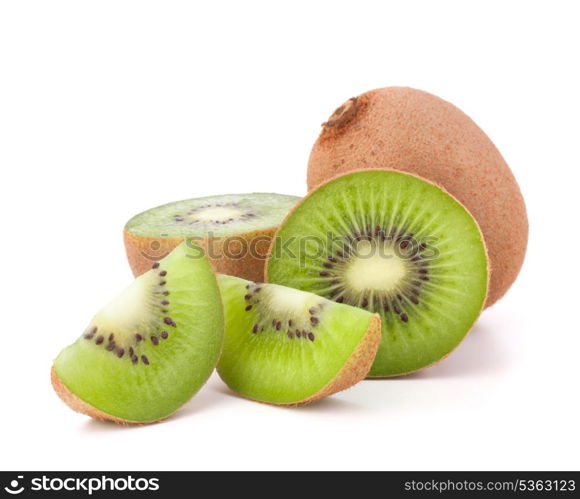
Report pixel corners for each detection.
[307,87,528,307]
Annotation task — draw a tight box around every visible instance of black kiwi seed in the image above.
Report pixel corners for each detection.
[163,317,174,325]
[244,294,252,300]
[151,336,159,346]
[129,347,134,356]
[161,331,169,339]
[84,327,97,340]
[296,331,301,338]
[159,280,167,286]
[163,291,170,296]
[117,348,125,358]
[276,321,282,330]
[400,313,409,323]
[310,316,319,325]
[106,342,116,351]
[288,319,293,327]
[252,324,259,334]
[159,270,167,276]
[287,331,294,339]
[109,333,114,341]
[135,333,143,342]
[308,307,317,315]
[361,298,368,308]
[323,262,333,268]
[319,271,330,277]
[132,355,138,365]
[336,296,344,303]
[411,296,419,304]
[95,336,104,345]
[245,305,252,311]
[152,262,159,269]
[161,300,170,306]
[308,332,315,341]
[141,355,150,365]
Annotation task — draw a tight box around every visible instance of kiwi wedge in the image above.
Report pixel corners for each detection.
[217,274,381,405]
[124,193,299,280]
[266,170,489,377]
[52,242,224,424]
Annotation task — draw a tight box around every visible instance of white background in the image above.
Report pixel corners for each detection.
[1,1,578,471]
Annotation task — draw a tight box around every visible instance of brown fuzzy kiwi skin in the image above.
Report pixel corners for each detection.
[265,169,490,379]
[296,313,381,404]
[307,87,528,307]
[124,227,277,281]
[51,366,158,425]
[226,314,381,407]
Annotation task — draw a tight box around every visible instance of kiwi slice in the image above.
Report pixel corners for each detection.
[217,274,381,405]
[124,193,299,280]
[51,242,224,424]
[266,170,488,377]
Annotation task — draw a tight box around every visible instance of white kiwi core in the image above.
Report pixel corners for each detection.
[188,206,245,223]
[344,240,407,293]
[93,273,156,337]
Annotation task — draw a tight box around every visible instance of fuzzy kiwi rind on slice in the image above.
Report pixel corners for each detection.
[124,193,300,281]
[52,242,224,424]
[217,274,381,405]
[266,169,489,377]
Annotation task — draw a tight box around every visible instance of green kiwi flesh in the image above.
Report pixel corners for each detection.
[125,193,299,238]
[266,170,488,377]
[52,242,224,423]
[217,274,381,405]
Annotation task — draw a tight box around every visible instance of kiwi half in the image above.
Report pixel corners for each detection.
[307,87,528,307]
[52,242,224,424]
[266,170,488,377]
[217,274,381,405]
[124,193,299,280]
